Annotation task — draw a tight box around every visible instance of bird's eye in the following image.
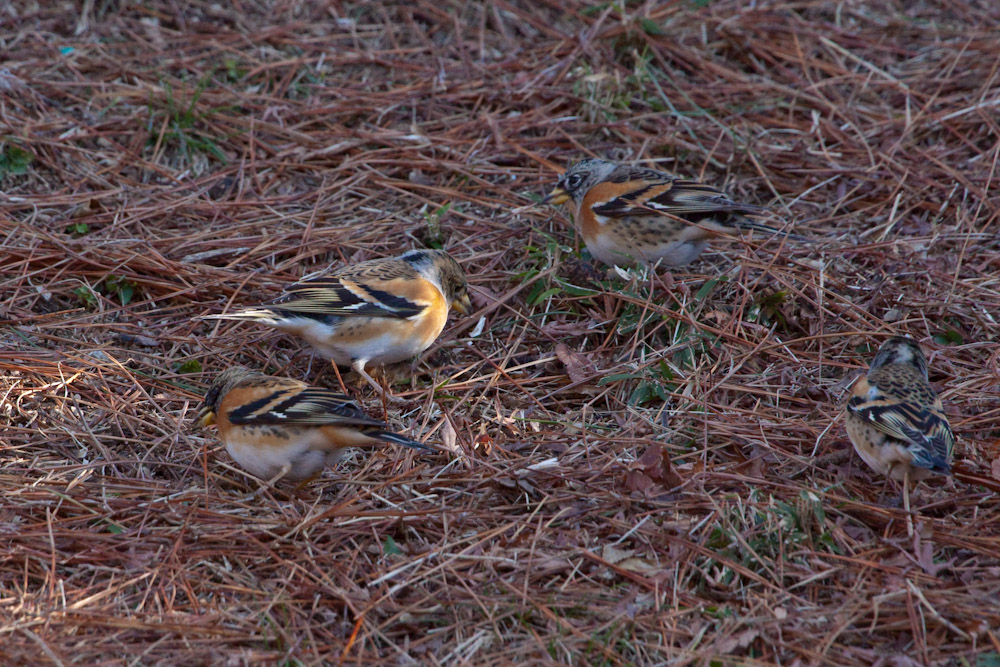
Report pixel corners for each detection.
[567,173,583,189]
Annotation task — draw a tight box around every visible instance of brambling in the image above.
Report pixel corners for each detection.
[206,249,472,395]
[544,158,798,267]
[845,336,954,525]
[195,366,431,484]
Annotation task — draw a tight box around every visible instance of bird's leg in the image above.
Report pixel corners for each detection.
[293,472,322,493]
[265,462,293,487]
[352,359,404,403]
[877,469,894,505]
[240,463,293,502]
[903,469,914,538]
[329,361,349,394]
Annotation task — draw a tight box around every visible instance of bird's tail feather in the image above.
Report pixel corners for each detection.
[200,308,280,322]
[371,430,434,452]
[912,449,952,475]
[734,216,811,243]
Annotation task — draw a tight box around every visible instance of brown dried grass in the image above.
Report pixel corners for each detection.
[2,0,1000,664]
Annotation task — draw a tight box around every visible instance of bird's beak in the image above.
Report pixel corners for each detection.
[543,187,570,205]
[195,407,216,428]
[453,293,473,316]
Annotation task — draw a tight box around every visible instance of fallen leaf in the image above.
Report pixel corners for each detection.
[527,555,570,575]
[115,333,158,347]
[613,265,633,281]
[637,445,661,468]
[639,443,683,489]
[625,469,653,494]
[601,544,633,564]
[440,417,459,455]
[541,321,601,337]
[714,629,759,654]
[473,435,492,455]
[910,532,954,577]
[555,343,598,384]
[523,457,559,472]
[616,557,661,575]
[469,315,486,338]
[72,197,102,218]
[992,457,1000,482]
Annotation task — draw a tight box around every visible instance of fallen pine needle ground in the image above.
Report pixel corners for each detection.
[2,1,999,664]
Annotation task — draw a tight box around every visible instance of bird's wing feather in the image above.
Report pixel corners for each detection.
[227,385,386,428]
[846,394,954,469]
[269,271,429,320]
[591,177,763,219]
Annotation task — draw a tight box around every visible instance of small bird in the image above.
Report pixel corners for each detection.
[195,366,431,485]
[845,336,955,526]
[544,158,798,267]
[205,249,472,395]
